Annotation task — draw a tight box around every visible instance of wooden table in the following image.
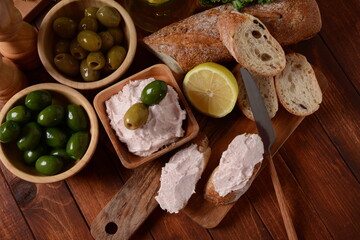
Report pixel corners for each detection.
[1,1,359,239]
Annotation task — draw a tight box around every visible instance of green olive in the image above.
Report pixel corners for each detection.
[54,53,80,77]
[141,80,168,106]
[66,104,89,131]
[53,17,77,39]
[78,16,98,31]
[25,90,52,111]
[37,104,65,127]
[99,31,114,52]
[80,59,101,82]
[86,51,105,70]
[106,46,126,70]
[96,6,121,28]
[35,155,63,175]
[50,148,72,162]
[123,103,149,130]
[107,27,123,45]
[23,145,47,165]
[17,122,42,151]
[85,7,99,18]
[0,121,21,143]
[54,39,70,55]
[66,131,90,159]
[77,30,102,52]
[45,127,68,148]
[6,106,31,123]
[70,39,88,60]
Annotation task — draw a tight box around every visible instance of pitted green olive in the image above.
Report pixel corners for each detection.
[106,46,126,70]
[87,51,105,70]
[54,39,70,55]
[99,31,114,52]
[141,80,168,106]
[123,103,149,130]
[107,28,123,45]
[70,39,88,60]
[53,17,77,39]
[85,7,99,18]
[78,16,98,31]
[96,6,121,28]
[77,30,102,52]
[54,53,80,77]
[80,59,101,82]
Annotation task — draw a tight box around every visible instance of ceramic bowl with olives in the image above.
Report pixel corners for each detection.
[0,83,99,183]
[38,0,137,90]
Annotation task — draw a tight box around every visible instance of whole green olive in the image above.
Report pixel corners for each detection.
[37,104,65,127]
[99,31,114,52]
[0,121,21,143]
[106,46,126,70]
[23,145,47,165]
[70,39,88,60]
[6,106,31,123]
[78,16,99,32]
[85,7,99,18]
[25,90,52,111]
[80,59,101,82]
[66,131,90,160]
[123,103,149,130]
[35,155,63,175]
[53,17,77,39]
[141,80,168,106]
[77,30,102,52]
[50,148,72,162]
[107,27,123,45]
[54,53,80,77]
[45,127,68,148]
[54,39,70,55]
[17,122,42,151]
[86,51,105,70]
[96,6,121,28]
[67,104,89,131]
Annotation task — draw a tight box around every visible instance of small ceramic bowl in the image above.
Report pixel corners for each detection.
[94,64,199,169]
[0,83,99,183]
[37,0,137,90]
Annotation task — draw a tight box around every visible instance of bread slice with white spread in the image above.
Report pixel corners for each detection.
[204,133,264,206]
[155,134,211,213]
[275,53,322,116]
[233,64,278,120]
[217,12,286,76]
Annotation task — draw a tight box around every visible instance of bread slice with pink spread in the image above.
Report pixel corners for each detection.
[155,135,211,213]
[205,133,264,205]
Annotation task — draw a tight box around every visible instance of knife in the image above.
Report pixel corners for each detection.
[240,68,298,240]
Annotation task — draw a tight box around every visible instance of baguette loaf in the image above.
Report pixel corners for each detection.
[143,0,321,74]
[217,12,285,76]
[204,134,264,206]
[275,53,322,116]
[233,64,278,120]
[155,134,211,213]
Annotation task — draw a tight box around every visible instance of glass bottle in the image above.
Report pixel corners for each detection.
[123,0,196,32]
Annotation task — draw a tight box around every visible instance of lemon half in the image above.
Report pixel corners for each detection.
[183,62,239,118]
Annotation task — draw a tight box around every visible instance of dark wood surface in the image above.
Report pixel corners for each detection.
[1,0,359,239]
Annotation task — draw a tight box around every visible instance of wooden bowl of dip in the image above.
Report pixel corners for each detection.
[94,64,199,169]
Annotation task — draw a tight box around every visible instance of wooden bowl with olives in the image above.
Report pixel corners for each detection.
[38,0,137,90]
[0,83,99,183]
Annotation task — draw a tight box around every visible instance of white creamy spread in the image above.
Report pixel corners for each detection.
[213,134,264,197]
[105,78,186,156]
[155,144,205,213]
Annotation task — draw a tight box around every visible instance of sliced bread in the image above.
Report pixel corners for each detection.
[216,12,286,76]
[204,133,264,206]
[155,134,211,213]
[233,64,278,120]
[275,53,322,116]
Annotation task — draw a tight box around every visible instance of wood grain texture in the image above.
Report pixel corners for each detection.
[14,0,51,22]
[0,169,34,240]
[280,115,360,239]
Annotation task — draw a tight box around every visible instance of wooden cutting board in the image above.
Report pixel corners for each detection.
[91,68,328,239]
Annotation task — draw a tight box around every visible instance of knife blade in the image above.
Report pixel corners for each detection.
[240,67,275,154]
[240,67,298,240]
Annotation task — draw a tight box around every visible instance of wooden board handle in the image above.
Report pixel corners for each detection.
[267,155,298,240]
[91,160,163,240]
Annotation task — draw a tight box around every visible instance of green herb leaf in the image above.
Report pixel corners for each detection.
[199,0,274,11]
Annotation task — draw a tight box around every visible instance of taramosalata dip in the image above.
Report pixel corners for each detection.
[105,78,187,156]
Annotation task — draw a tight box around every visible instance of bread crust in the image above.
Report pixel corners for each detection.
[243,0,322,46]
[204,162,262,206]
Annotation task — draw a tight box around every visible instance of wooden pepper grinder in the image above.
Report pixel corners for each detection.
[0,56,27,109]
[0,0,40,70]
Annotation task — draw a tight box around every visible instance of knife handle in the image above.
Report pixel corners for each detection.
[267,155,298,240]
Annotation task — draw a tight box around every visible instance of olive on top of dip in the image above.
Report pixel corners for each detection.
[105,78,186,157]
